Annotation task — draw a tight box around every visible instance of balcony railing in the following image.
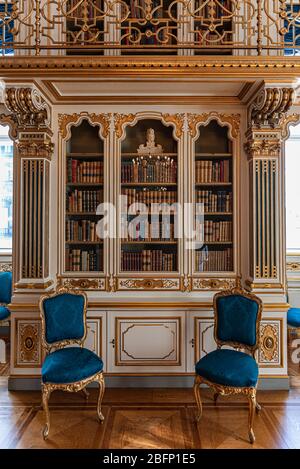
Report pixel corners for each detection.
[0,0,300,56]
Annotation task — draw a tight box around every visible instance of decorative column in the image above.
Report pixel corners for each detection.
[0,87,53,294]
[245,86,298,299]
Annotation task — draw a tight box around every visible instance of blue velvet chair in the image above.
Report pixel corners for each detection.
[194,283,263,444]
[0,271,12,363]
[39,287,105,440]
[287,307,300,329]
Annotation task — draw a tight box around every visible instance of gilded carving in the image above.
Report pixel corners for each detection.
[58,112,110,140]
[192,278,236,291]
[58,277,105,290]
[287,262,300,272]
[249,87,295,128]
[281,113,300,140]
[114,113,136,139]
[118,278,179,290]
[188,112,240,139]
[162,113,185,139]
[259,323,279,363]
[1,87,50,132]
[244,134,281,158]
[16,322,41,366]
[0,263,12,272]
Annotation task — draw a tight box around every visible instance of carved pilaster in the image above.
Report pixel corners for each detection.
[0,87,53,291]
[245,86,296,292]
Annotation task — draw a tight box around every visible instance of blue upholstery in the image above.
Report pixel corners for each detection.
[0,271,12,304]
[216,294,259,347]
[0,305,10,321]
[195,349,259,388]
[42,347,103,384]
[42,293,85,344]
[287,308,300,328]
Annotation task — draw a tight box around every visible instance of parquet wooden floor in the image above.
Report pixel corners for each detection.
[0,333,300,448]
[2,380,300,449]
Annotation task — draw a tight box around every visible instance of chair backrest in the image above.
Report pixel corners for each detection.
[0,271,12,304]
[213,284,262,355]
[39,287,87,353]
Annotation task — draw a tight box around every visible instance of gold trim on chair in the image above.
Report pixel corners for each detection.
[193,278,263,444]
[39,286,105,440]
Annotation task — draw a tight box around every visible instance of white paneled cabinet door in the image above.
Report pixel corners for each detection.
[187,313,216,372]
[85,312,106,371]
[107,311,186,373]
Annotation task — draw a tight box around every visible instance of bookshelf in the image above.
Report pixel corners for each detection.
[65,119,104,272]
[193,120,234,273]
[119,119,178,273]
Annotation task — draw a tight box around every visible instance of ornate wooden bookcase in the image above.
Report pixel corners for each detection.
[4,89,289,384]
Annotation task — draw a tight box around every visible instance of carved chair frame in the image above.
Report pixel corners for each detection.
[194,282,263,444]
[39,286,105,439]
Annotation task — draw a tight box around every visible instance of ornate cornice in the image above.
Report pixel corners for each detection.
[249,87,295,128]
[187,112,240,139]
[58,111,110,140]
[2,57,300,77]
[162,113,185,139]
[114,113,136,139]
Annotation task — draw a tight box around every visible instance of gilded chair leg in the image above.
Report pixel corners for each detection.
[96,373,105,423]
[213,392,219,405]
[82,388,89,401]
[255,400,261,414]
[248,391,256,444]
[193,376,202,422]
[42,384,52,440]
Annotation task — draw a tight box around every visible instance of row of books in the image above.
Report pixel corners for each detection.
[121,221,175,241]
[200,220,232,242]
[67,159,104,184]
[195,190,232,213]
[121,250,176,272]
[65,248,103,272]
[195,248,233,272]
[122,189,177,207]
[122,161,177,183]
[66,220,99,242]
[66,190,103,213]
[195,160,230,183]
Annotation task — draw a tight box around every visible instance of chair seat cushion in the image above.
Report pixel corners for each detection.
[0,306,10,321]
[195,349,259,388]
[287,308,300,328]
[42,347,103,384]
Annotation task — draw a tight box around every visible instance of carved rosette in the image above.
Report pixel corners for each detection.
[188,112,240,139]
[118,278,180,290]
[162,113,185,139]
[287,262,300,272]
[259,322,280,364]
[57,277,105,291]
[192,278,236,291]
[16,321,42,367]
[114,113,136,139]
[58,112,110,140]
